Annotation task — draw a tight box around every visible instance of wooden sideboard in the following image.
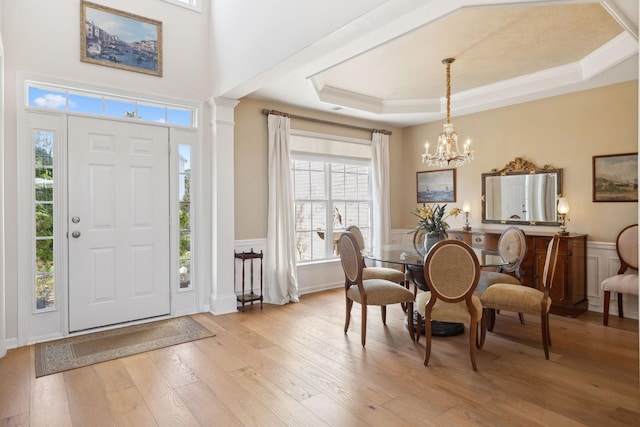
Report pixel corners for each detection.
[448,229,588,317]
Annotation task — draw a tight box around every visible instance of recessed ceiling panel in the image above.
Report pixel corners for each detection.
[317,4,624,100]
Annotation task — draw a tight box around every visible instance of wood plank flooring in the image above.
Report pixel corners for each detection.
[1,287,638,426]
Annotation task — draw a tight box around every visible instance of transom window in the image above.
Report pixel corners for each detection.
[26,82,196,127]
[161,0,201,11]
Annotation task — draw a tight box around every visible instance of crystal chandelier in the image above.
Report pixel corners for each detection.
[422,58,473,167]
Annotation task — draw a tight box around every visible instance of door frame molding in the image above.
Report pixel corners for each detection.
[16,74,202,345]
[0,32,6,357]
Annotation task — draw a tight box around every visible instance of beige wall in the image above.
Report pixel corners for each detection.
[401,80,638,242]
[234,98,404,239]
[235,80,638,243]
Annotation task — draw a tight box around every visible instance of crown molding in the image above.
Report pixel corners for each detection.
[308,31,638,119]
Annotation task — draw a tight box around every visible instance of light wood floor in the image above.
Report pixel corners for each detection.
[1,287,639,426]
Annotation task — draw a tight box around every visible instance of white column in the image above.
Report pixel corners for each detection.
[0,33,6,357]
[207,97,239,314]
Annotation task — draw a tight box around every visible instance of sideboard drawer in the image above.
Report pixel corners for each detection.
[447,230,471,245]
[471,233,487,247]
[470,232,499,248]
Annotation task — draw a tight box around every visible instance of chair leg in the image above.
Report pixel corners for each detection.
[424,315,432,366]
[415,311,423,343]
[478,314,487,348]
[518,313,525,324]
[361,304,367,347]
[603,290,611,326]
[486,308,496,332]
[344,297,353,333]
[406,302,415,342]
[381,305,387,325]
[618,293,624,319]
[469,320,478,371]
[541,312,550,360]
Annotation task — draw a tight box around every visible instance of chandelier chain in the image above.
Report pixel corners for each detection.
[445,60,451,125]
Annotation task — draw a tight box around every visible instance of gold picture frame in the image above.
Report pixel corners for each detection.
[81,1,163,76]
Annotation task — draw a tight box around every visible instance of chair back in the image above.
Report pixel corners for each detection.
[616,224,638,273]
[412,229,427,254]
[498,226,526,273]
[423,240,480,303]
[541,235,561,292]
[345,225,365,250]
[338,232,364,288]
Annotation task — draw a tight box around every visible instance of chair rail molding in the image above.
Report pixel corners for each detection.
[391,229,638,319]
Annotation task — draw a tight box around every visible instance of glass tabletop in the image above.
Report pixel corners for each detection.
[363,243,506,268]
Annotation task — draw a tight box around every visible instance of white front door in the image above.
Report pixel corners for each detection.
[68,116,170,332]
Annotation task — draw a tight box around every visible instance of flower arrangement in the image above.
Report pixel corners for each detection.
[411,203,461,234]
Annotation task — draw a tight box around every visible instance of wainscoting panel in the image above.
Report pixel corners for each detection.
[236,234,638,320]
[234,239,343,303]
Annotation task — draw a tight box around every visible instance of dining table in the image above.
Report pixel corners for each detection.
[363,241,507,336]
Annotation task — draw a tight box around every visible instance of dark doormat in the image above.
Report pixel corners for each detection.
[35,316,214,377]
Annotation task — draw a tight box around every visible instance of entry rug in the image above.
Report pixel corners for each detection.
[35,316,214,377]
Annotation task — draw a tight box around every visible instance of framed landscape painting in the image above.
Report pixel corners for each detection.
[81,1,163,76]
[417,169,456,203]
[592,153,638,202]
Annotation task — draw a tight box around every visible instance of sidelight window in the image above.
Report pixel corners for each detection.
[34,130,55,310]
[178,145,192,289]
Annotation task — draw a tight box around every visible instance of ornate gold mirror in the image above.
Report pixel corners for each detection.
[482,158,562,226]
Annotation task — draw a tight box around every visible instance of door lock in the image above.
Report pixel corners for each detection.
[72,216,81,223]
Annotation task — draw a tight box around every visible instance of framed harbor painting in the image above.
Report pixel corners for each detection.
[593,153,638,202]
[81,1,163,76]
[417,169,456,203]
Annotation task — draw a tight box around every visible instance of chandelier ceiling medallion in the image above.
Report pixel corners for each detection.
[421,58,473,167]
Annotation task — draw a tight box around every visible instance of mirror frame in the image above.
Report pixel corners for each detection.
[481,157,563,226]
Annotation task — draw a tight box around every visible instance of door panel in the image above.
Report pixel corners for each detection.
[68,116,170,332]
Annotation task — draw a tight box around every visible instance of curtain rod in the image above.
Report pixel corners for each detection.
[261,109,392,135]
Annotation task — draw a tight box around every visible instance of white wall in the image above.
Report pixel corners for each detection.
[0,0,213,345]
[210,0,387,97]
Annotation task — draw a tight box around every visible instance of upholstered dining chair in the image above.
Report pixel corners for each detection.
[480,235,560,360]
[601,224,638,326]
[477,226,526,291]
[408,229,429,295]
[415,240,484,371]
[345,225,406,285]
[338,232,415,347]
[477,226,527,324]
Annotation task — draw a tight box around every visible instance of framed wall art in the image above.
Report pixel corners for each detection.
[592,153,638,202]
[416,169,456,203]
[81,1,163,76]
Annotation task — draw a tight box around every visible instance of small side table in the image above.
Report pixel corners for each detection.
[234,249,263,311]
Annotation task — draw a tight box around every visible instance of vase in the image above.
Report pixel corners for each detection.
[423,230,448,255]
